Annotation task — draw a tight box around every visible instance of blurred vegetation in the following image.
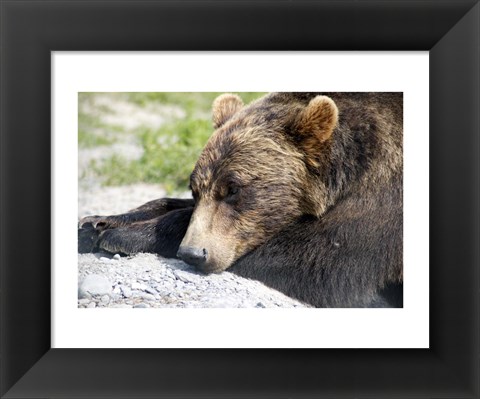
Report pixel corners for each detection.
[78,92,266,194]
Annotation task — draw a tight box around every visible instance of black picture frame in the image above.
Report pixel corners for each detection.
[1,0,479,398]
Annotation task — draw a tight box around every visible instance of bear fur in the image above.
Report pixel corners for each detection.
[79,92,403,308]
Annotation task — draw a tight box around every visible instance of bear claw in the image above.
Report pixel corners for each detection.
[78,216,113,231]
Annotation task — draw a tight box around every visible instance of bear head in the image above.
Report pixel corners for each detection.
[178,93,339,273]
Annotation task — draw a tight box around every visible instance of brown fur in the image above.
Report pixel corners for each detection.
[180,92,402,277]
[212,93,244,129]
[295,95,339,167]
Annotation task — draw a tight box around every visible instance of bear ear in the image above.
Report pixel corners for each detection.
[295,95,339,152]
[212,93,244,129]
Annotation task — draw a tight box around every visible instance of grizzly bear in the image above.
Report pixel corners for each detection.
[79,92,403,308]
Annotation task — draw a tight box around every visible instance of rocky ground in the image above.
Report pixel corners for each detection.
[77,185,308,308]
[78,251,307,308]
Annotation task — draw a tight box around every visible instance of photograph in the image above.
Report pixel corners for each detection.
[77,92,403,309]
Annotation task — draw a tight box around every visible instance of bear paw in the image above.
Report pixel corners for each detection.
[78,215,122,231]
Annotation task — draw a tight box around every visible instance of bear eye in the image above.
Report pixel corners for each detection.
[224,185,240,203]
[228,186,239,196]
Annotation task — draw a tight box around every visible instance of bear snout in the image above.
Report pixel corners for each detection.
[177,246,208,268]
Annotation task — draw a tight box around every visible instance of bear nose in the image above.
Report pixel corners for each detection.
[177,246,208,267]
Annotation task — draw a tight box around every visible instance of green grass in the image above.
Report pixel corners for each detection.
[80,92,266,194]
[95,118,214,192]
[78,114,106,147]
[78,98,123,148]
[79,128,115,148]
[125,92,264,116]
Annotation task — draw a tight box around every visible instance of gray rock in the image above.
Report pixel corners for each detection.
[175,280,185,289]
[163,269,175,279]
[155,287,172,297]
[131,282,148,291]
[173,270,198,284]
[134,303,150,308]
[140,293,156,301]
[87,302,96,308]
[145,287,158,295]
[101,294,110,303]
[78,274,112,298]
[120,286,132,298]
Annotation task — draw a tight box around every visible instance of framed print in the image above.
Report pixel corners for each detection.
[1,1,479,398]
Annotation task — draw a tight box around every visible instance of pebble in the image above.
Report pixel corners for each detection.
[101,294,110,303]
[78,274,112,298]
[173,270,197,284]
[87,302,96,308]
[175,280,185,289]
[139,293,156,301]
[113,254,121,260]
[131,282,148,291]
[164,270,175,278]
[120,286,132,298]
[155,287,172,297]
[134,303,150,308]
[145,287,158,295]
